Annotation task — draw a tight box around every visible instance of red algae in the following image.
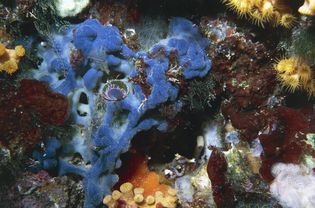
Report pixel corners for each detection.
[0,79,69,152]
[18,79,69,125]
[207,147,235,208]
[212,35,276,109]
[259,106,315,182]
[93,1,140,27]
[223,102,315,183]
[222,103,273,142]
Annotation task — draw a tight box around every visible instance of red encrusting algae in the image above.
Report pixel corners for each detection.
[259,106,315,182]
[222,103,315,183]
[0,79,69,152]
[207,147,235,208]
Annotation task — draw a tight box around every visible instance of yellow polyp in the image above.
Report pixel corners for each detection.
[0,43,6,56]
[103,184,177,208]
[298,65,312,81]
[309,81,315,97]
[225,0,255,16]
[249,9,266,26]
[275,58,296,74]
[134,194,144,203]
[3,61,18,74]
[261,1,274,17]
[103,195,113,204]
[15,45,25,57]
[146,195,155,205]
[0,43,25,74]
[299,0,315,16]
[279,14,296,28]
[238,1,254,14]
[223,0,295,27]
[275,57,315,96]
[278,73,299,92]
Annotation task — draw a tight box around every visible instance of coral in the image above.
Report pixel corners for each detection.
[0,79,69,153]
[104,152,177,208]
[207,147,235,208]
[103,182,177,208]
[0,43,25,74]
[53,0,90,18]
[116,151,170,197]
[222,0,296,27]
[270,163,315,208]
[299,0,315,16]
[274,57,315,96]
[31,17,212,207]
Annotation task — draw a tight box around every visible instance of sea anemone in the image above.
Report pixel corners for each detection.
[102,80,128,101]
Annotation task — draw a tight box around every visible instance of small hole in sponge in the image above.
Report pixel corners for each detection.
[79,92,89,104]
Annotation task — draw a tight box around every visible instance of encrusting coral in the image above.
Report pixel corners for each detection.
[222,0,296,27]
[117,152,170,197]
[274,57,315,96]
[103,182,177,208]
[104,151,178,207]
[0,43,25,74]
[299,0,315,16]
